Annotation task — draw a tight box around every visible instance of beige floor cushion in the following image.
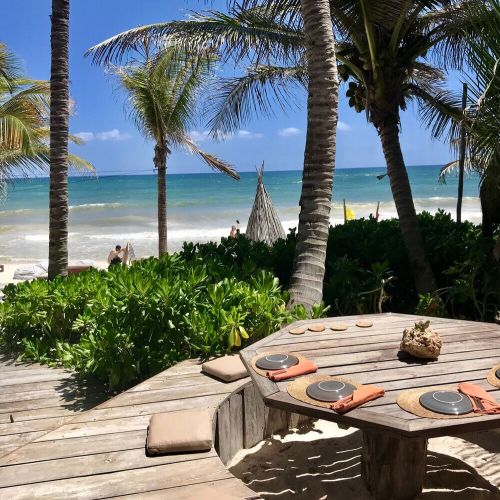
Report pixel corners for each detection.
[146,409,212,455]
[202,355,248,382]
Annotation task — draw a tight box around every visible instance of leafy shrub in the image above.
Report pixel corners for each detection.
[184,211,499,320]
[0,255,307,389]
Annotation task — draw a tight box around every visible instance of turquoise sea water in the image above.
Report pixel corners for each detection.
[0,165,480,260]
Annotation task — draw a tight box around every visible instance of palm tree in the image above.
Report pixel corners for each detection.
[102,42,239,255]
[431,0,500,237]
[84,0,476,295]
[48,0,71,279]
[288,0,339,307]
[0,42,91,195]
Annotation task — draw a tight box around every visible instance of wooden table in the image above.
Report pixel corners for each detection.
[240,313,500,500]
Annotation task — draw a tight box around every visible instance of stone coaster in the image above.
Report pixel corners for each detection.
[307,323,326,332]
[289,326,307,335]
[328,323,349,331]
[356,320,373,328]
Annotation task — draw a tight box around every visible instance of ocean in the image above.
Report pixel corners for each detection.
[0,165,481,261]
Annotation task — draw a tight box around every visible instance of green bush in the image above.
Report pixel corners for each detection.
[183,211,499,321]
[0,254,310,389]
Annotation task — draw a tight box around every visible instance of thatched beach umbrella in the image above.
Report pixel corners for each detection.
[246,164,286,245]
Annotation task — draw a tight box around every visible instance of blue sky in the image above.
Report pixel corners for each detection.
[2,0,459,175]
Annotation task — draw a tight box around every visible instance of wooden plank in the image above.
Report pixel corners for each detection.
[0,457,233,499]
[110,478,259,499]
[0,447,216,488]
[1,430,148,466]
[0,416,73,437]
[243,385,265,449]
[261,327,500,359]
[0,370,72,387]
[265,407,289,437]
[216,399,231,466]
[97,379,245,409]
[39,395,228,442]
[229,392,244,462]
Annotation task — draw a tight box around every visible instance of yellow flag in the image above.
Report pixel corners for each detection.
[345,207,356,221]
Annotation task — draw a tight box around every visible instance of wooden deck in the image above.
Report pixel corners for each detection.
[0,357,259,499]
[0,354,108,460]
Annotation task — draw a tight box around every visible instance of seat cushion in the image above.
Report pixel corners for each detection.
[146,409,213,455]
[202,355,248,382]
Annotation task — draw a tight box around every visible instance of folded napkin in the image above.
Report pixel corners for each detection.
[266,360,317,382]
[331,384,385,414]
[459,382,500,415]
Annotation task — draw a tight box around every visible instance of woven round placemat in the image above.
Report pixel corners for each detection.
[287,374,361,408]
[250,352,309,378]
[487,364,500,388]
[356,320,373,328]
[397,386,477,419]
[326,322,349,331]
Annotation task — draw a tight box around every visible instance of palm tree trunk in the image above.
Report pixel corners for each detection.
[289,0,339,309]
[379,118,437,294]
[48,0,70,279]
[154,142,167,256]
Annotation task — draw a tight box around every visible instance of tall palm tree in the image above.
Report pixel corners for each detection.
[431,0,500,237]
[102,43,238,255]
[48,0,71,279]
[289,0,339,307]
[84,0,475,295]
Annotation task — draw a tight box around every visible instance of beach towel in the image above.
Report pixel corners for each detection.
[331,385,385,414]
[459,382,500,414]
[267,360,318,382]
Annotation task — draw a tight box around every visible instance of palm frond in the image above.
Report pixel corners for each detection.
[178,135,239,180]
[207,64,307,138]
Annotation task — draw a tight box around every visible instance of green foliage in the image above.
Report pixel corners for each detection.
[0,255,308,390]
[184,211,499,321]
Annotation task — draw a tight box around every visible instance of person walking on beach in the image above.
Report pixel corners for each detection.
[107,243,129,267]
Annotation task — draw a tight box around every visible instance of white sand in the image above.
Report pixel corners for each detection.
[230,420,500,499]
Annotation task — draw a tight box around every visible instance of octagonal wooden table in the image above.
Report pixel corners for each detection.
[240,313,500,500]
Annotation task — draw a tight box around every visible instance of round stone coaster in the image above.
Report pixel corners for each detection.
[356,320,373,328]
[307,324,326,332]
[255,353,299,371]
[419,390,473,416]
[289,326,307,335]
[306,380,356,402]
[328,323,348,331]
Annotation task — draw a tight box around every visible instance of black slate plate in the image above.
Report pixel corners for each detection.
[255,354,299,371]
[496,368,500,380]
[306,380,356,402]
[419,390,473,415]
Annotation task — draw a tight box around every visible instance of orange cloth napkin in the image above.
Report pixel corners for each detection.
[266,360,317,382]
[330,385,385,414]
[458,382,500,414]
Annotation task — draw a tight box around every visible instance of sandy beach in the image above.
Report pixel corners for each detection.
[230,420,500,499]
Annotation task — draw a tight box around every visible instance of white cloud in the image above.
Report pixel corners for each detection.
[278,127,301,137]
[236,129,264,140]
[190,130,211,142]
[96,129,131,141]
[74,131,94,142]
[74,129,132,143]
[338,121,351,131]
